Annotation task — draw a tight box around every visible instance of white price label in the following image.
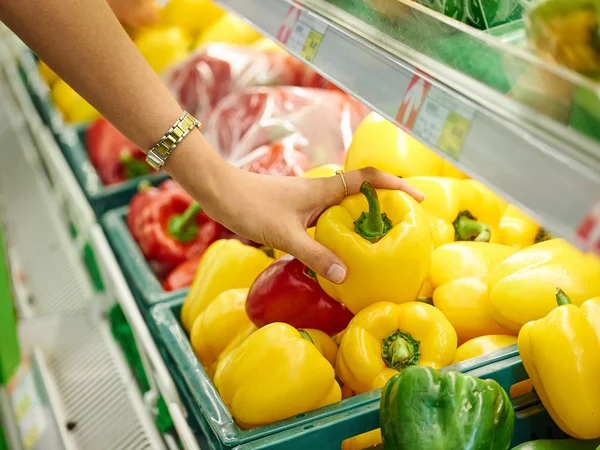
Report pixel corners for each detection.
[8,359,47,450]
[278,8,328,63]
[397,73,474,160]
[576,201,600,254]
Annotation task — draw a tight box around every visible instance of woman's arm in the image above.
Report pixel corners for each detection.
[0,0,424,283]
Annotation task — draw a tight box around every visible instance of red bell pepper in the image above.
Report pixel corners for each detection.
[86,118,151,185]
[137,194,222,271]
[246,256,354,335]
[127,179,181,242]
[162,254,201,291]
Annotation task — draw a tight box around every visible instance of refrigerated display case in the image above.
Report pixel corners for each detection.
[0,0,599,449]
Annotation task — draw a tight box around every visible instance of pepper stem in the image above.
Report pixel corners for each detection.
[535,228,553,243]
[453,210,491,242]
[137,180,152,193]
[381,330,421,372]
[298,329,314,344]
[416,297,434,306]
[353,181,393,243]
[168,202,203,242]
[555,288,572,306]
[120,151,150,179]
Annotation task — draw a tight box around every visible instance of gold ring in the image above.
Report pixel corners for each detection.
[335,170,348,197]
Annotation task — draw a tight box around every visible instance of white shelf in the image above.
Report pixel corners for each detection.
[215,0,600,256]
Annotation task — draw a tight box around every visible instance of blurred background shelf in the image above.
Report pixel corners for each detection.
[214,0,600,256]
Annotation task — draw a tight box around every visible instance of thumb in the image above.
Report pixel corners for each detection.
[286,228,347,284]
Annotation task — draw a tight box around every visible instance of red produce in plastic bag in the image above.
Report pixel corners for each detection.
[163,44,336,122]
[202,87,370,175]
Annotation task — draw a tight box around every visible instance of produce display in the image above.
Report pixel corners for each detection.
[26,1,600,448]
[164,44,337,122]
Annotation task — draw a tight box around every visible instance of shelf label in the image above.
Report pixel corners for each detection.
[7,358,47,450]
[397,73,474,160]
[576,201,600,254]
[276,6,328,63]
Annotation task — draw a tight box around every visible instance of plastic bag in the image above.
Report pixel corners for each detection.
[202,86,371,175]
[163,44,338,122]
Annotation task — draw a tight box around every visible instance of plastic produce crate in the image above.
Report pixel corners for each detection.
[103,206,180,306]
[233,357,564,450]
[150,294,524,449]
[56,124,169,217]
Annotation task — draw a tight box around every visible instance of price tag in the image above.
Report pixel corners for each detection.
[576,201,600,254]
[397,74,474,159]
[277,7,328,63]
[7,358,47,450]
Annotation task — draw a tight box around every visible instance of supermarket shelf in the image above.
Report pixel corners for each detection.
[16,318,165,450]
[216,0,600,255]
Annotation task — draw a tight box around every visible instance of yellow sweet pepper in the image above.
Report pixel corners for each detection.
[316,182,432,314]
[498,204,553,249]
[180,239,273,332]
[344,112,448,177]
[518,289,600,439]
[336,302,457,394]
[211,321,257,380]
[452,335,518,364]
[213,323,341,429]
[190,288,252,373]
[302,328,338,367]
[489,239,600,334]
[429,242,518,343]
[342,429,382,450]
[403,177,505,247]
[195,12,262,48]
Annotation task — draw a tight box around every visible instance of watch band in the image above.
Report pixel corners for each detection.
[146,111,202,170]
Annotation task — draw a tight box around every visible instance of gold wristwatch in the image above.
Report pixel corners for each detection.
[146,111,202,170]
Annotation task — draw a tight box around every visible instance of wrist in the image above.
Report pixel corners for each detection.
[163,128,231,212]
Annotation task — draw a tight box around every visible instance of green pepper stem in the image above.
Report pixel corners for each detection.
[416,297,434,306]
[354,181,393,243]
[120,151,150,179]
[381,330,421,372]
[137,180,152,193]
[453,211,491,242]
[259,246,275,258]
[298,329,314,344]
[168,202,203,242]
[535,228,553,243]
[555,288,572,306]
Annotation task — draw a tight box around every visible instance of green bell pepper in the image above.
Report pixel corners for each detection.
[512,438,600,450]
[380,366,515,450]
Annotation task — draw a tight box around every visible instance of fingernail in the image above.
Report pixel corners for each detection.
[327,263,347,284]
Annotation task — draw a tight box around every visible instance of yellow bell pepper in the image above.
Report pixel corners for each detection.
[342,429,382,450]
[336,301,457,394]
[429,242,518,343]
[518,289,600,439]
[498,204,553,249]
[452,335,518,364]
[441,161,468,179]
[195,12,262,48]
[134,26,192,74]
[180,239,273,332]
[316,182,432,314]
[344,112,447,177]
[190,288,252,371]
[51,79,101,123]
[404,177,505,248]
[302,328,338,367]
[214,323,341,428]
[489,239,600,334]
[159,0,224,36]
[302,164,342,179]
[211,321,257,380]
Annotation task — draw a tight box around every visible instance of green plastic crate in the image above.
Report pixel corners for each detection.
[56,125,169,217]
[102,207,183,306]
[150,293,522,449]
[232,357,564,450]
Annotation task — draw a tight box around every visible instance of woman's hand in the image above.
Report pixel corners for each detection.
[176,156,425,285]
